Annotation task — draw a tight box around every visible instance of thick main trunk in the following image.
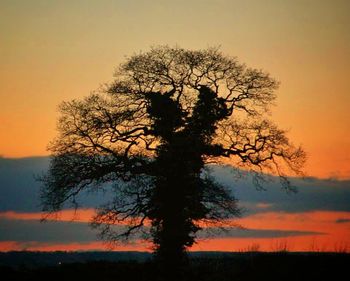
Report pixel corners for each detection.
[152,177,194,263]
[152,181,192,280]
[150,147,204,272]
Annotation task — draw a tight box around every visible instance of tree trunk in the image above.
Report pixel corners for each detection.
[150,143,204,277]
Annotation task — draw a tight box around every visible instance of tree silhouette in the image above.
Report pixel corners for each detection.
[40,46,305,267]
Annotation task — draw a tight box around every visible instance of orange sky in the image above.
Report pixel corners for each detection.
[0,0,349,179]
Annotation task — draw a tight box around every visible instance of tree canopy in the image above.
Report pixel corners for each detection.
[41,46,305,265]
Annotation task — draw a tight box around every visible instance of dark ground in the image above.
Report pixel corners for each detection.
[1,251,349,281]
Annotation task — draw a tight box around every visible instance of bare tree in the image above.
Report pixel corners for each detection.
[40,46,305,266]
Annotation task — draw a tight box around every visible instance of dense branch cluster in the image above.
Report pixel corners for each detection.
[40,46,305,261]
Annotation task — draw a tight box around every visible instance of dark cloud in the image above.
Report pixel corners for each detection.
[210,165,350,214]
[1,157,350,215]
[198,227,324,239]
[0,157,49,212]
[0,218,324,243]
[335,218,350,224]
[0,218,142,243]
[0,157,110,212]
[0,218,98,243]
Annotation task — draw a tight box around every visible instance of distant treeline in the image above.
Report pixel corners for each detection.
[0,252,349,281]
[0,251,151,268]
[1,251,350,268]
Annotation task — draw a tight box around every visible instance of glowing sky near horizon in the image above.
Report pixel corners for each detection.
[0,209,349,252]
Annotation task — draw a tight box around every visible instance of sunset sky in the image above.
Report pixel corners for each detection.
[0,0,349,252]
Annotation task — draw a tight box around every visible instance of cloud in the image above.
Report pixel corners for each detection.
[0,157,110,212]
[0,157,49,212]
[1,157,350,215]
[198,227,324,239]
[0,218,98,243]
[0,217,323,245]
[210,165,350,214]
[335,218,350,224]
